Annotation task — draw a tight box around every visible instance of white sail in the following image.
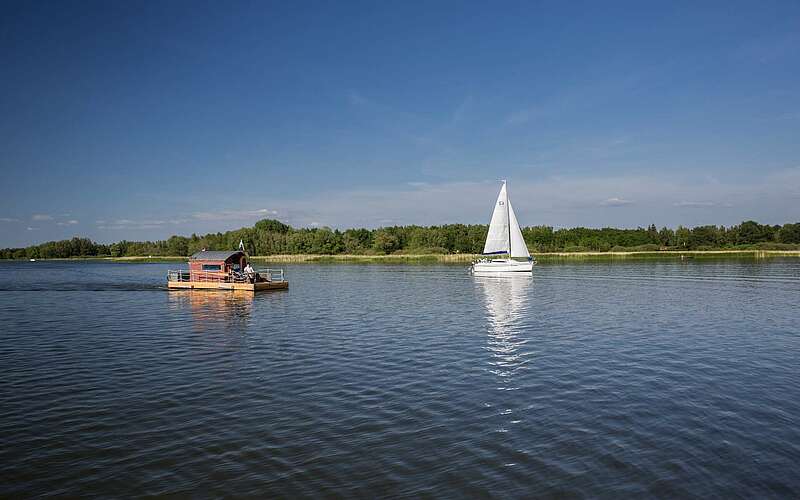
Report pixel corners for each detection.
[482,182,510,255]
[508,200,530,258]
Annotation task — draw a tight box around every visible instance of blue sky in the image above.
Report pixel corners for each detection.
[2,1,799,246]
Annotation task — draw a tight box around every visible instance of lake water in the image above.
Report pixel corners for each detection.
[1,259,799,497]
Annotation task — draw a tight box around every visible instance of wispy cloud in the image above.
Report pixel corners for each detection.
[347,90,369,107]
[248,167,800,229]
[56,220,79,226]
[0,217,19,223]
[80,168,800,238]
[674,201,715,207]
[32,214,53,221]
[191,208,278,221]
[600,197,634,207]
[96,209,278,231]
[26,227,38,231]
[97,218,187,230]
[505,108,536,126]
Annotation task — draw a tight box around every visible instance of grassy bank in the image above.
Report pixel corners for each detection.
[8,249,799,264]
[250,253,478,263]
[250,250,800,263]
[30,256,189,263]
[533,249,800,261]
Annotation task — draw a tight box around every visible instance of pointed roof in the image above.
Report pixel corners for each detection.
[190,250,245,262]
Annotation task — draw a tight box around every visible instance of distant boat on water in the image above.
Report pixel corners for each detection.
[471,181,534,274]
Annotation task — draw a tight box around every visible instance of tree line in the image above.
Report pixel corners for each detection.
[2,219,799,260]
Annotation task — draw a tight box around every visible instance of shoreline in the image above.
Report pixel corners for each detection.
[255,250,800,262]
[6,249,800,263]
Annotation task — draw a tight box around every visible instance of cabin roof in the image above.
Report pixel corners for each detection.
[190,250,245,262]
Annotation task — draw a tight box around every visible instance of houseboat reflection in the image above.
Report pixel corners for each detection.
[167,290,254,331]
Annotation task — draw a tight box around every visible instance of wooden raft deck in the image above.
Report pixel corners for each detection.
[167,280,288,292]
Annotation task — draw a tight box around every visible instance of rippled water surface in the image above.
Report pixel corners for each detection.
[1,260,799,497]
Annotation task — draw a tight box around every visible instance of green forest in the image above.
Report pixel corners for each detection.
[2,219,800,260]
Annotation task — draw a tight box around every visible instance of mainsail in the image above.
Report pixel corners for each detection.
[483,183,510,255]
[482,182,530,258]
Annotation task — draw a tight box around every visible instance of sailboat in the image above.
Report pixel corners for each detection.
[471,181,535,273]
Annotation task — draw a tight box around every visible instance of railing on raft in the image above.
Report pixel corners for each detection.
[167,268,286,283]
[255,268,285,282]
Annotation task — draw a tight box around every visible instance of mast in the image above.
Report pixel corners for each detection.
[505,180,511,259]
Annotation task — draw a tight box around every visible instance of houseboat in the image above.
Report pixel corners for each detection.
[167,250,288,292]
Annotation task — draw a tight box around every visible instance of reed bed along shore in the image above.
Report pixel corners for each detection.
[12,250,799,263]
[249,250,800,263]
[250,253,478,263]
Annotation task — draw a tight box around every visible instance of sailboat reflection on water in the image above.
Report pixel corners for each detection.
[474,273,533,387]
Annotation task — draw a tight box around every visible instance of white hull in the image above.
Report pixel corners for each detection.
[471,259,533,274]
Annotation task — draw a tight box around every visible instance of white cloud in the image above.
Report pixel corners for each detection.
[505,109,534,126]
[0,217,19,223]
[26,226,38,231]
[97,218,187,230]
[191,208,278,221]
[249,167,800,229]
[600,197,634,207]
[93,209,279,233]
[56,220,79,226]
[674,201,715,207]
[84,167,800,238]
[32,214,53,221]
[347,90,369,107]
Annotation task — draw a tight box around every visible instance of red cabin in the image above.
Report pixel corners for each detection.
[189,250,248,282]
